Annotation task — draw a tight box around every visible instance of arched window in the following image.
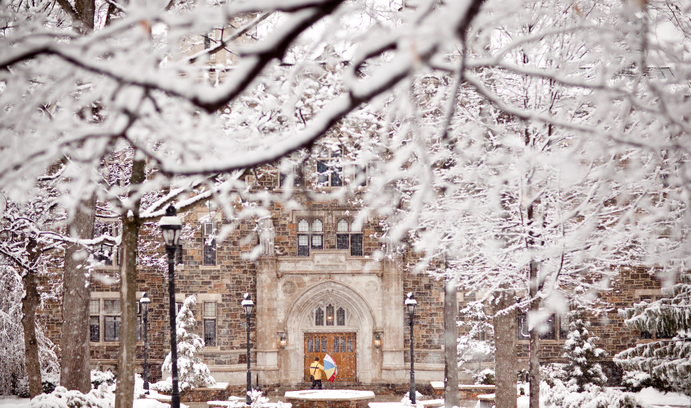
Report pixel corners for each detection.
[337,307,345,326]
[315,307,324,326]
[326,304,334,326]
[298,219,309,232]
[337,219,348,232]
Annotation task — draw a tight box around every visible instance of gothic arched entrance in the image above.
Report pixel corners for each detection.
[285,281,376,384]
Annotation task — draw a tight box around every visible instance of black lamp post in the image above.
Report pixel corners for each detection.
[160,205,182,408]
[140,293,151,395]
[405,292,418,405]
[242,293,254,406]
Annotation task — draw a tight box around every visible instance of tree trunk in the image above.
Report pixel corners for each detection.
[444,278,459,408]
[494,289,517,408]
[528,260,540,408]
[21,239,43,398]
[60,195,96,393]
[114,158,145,408]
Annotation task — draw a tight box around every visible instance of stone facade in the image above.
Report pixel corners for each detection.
[40,169,662,390]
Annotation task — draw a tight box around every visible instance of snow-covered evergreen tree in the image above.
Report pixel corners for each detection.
[160,295,215,391]
[561,318,607,392]
[614,272,691,397]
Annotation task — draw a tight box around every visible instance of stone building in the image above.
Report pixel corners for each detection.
[39,153,670,392]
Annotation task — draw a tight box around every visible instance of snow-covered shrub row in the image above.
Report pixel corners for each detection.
[30,384,115,408]
[540,380,648,408]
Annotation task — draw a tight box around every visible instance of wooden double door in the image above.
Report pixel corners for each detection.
[304,332,357,382]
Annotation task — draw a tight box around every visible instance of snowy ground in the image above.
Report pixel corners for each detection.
[2,388,689,408]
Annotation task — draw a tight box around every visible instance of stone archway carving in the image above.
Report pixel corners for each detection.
[285,281,376,384]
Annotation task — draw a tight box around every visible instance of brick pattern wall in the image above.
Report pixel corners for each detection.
[403,270,445,365]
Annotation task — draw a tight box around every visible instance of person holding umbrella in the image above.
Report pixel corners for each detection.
[310,357,324,389]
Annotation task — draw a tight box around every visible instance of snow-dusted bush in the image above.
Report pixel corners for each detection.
[90,369,115,388]
[561,319,607,391]
[473,368,495,385]
[621,370,674,394]
[30,384,115,408]
[160,295,216,391]
[540,380,648,408]
[540,363,567,387]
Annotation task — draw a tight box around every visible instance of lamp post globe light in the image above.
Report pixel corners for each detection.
[140,293,151,395]
[159,205,182,408]
[405,292,418,405]
[242,293,254,406]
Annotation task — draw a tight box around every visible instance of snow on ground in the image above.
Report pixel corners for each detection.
[2,387,689,408]
[0,396,188,408]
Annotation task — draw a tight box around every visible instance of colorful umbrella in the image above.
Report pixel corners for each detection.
[323,354,338,382]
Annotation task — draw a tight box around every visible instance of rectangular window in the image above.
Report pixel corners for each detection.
[350,234,363,256]
[204,239,216,266]
[203,302,217,347]
[298,235,309,256]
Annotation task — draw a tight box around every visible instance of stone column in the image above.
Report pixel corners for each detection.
[256,256,279,385]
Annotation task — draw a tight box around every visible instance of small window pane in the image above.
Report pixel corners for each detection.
[337,307,345,326]
[539,315,556,340]
[204,319,216,346]
[337,234,349,250]
[90,316,100,342]
[312,219,323,232]
[331,168,343,186]
[308,338,313,353]
[89,300,100,314]
[104,316,121,342]
[341,338,346,353]
[104,299,120,313]
[315,308,324,326]
[298,219,309,232]
[559,315,569,340]
[312,234,323,249]
[322,337,327,352]
[204,239,216,266]
[350,222,361,233]
[347,337,353,352]
[351,234,363,256]
[204,302,216,317]
[298,235,309,257]
[334,337,340,353]
[337,220,348,232]
[517,314,530,340]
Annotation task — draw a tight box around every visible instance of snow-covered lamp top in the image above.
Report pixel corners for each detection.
[242,293,254,316]
[140,292,150,312]
[159,205,182,247]
[405,292,417,315]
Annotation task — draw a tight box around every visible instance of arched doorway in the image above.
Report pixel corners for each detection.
[284,281,376,384]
